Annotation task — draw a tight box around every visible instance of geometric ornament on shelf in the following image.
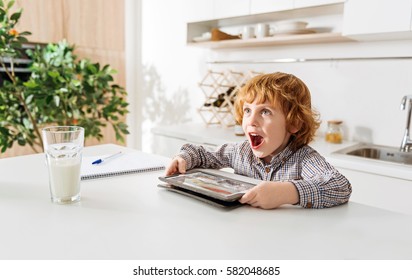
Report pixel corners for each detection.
[197,69,264,127]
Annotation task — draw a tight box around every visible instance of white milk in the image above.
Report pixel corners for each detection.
[42,126,84,204]
[48,156,81,203]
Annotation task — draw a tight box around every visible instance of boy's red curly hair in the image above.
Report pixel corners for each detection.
[234,72,320,151]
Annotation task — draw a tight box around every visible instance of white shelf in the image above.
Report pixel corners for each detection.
[188,32,353,49]
[186,3,346,48]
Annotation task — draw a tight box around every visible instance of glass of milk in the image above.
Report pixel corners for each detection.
[42,126,84,204]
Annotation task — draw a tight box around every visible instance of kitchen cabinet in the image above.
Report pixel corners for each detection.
[186,0,249,23]
[294,0,344,9]
[184,0,214,22]
[342,0,412,40]
[250,0,294,14]
[214,0,250,19]
[337,167,412,216]
[186,0,345,22]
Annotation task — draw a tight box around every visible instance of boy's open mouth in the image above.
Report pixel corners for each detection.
[249,133,264,149]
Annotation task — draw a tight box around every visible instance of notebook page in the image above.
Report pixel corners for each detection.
[81,151,166,180]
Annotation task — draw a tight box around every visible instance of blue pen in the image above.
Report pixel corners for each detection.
[92,151,123,165]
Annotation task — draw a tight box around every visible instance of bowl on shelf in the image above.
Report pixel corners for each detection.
[193,32,212,42]
[273,20,308,32]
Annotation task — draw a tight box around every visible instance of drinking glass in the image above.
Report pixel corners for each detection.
[42,126,84,204]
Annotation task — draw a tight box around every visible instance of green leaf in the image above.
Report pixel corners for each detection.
[25,94,33,104]
[0,126,9,136]
[87,63,97,74]
[22,117,31,129]
[48,70,59,78]
[17,138,26,146]
[17,36,29,43]
[7,0,15,10]
[45,95,53,104]
[71,79,81,87]
[23,80,38,88]
[10,11,21,21]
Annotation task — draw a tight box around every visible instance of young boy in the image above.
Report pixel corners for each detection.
[166,72,351,209]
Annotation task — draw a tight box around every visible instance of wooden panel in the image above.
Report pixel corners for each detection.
[14,0,65,43]
[0,144,37,158]
[85,125,126,147]
[63,0,124,50]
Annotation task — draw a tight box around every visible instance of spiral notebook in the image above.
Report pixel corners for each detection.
[81,151,166,180]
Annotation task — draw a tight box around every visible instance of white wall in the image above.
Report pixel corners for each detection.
[141,0,412,153]
[141,0,210,152]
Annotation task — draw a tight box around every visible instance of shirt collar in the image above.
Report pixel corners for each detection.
[253,141,295,166]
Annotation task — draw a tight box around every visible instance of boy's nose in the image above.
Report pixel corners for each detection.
[245,112,259,127]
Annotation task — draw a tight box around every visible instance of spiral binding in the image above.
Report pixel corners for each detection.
[81,166,165,180]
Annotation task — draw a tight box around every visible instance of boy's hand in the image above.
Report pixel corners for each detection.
[239,181,299,209]
[165,156,187,176]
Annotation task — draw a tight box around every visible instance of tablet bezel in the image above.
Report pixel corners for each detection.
[157,183,243,208]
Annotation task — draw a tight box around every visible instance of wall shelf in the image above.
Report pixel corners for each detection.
[206,56,412,64]
[186,3,346,49]
[187,32,353,49]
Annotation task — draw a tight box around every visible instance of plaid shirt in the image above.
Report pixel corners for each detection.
[178,140,352,209]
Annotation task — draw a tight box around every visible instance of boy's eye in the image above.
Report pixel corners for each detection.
[243,108,251,114]
[261,109,271,115]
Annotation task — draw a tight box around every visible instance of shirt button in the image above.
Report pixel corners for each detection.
[265,167,270,173]
[306,202,313,208]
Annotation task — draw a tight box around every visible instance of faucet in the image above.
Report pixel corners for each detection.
[400,95,412,152]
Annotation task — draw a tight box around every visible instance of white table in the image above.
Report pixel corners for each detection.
[1,144,412,260]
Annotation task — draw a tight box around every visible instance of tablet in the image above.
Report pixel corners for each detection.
[158,169,255,202]
[157,184,242,208]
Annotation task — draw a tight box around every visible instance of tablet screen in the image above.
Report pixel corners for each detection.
[160,171,255,201]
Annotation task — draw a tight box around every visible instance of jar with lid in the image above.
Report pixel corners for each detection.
[325,120,343,144]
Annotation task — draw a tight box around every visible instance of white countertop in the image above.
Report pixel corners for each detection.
[1,144,412,260]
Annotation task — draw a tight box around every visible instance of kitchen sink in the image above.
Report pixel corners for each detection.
[333,143,412,165]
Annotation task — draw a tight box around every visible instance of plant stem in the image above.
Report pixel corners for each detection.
[0,60,15,81]
[16,90,44,150]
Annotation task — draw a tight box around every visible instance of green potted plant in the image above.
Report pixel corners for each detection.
[0,0,129,154]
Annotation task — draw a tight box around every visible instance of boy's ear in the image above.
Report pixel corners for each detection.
[289,122,301,134]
